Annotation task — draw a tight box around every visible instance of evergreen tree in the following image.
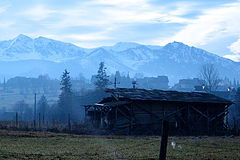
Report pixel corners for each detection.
[95,62,110,89]
[37,95,49,121]
[58,69,72,121]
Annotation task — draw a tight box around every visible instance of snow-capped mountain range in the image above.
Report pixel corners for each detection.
[0,34,240,84]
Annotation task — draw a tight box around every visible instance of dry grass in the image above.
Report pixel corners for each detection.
[0,130,239,160]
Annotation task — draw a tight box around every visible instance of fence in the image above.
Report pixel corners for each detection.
[0,112,89,134]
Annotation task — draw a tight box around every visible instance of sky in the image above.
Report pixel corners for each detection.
[1,0,240,61]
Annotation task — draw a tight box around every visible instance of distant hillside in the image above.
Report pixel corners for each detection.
[1,35,240,83]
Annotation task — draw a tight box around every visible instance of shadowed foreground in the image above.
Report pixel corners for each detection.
[0,130,239,160]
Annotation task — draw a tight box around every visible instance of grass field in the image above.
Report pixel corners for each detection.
[0,130,239,160]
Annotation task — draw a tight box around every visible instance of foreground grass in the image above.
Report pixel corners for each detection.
[0,130,239,160]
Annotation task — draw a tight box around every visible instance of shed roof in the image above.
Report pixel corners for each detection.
[105,88,232,104]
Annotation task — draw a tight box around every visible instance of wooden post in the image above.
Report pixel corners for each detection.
[225,105,229,131]
[68,113,71,131]
[159,120,169,160]
[115,107,118,120]
[38,113,41,129]
[15,112,18,128]
[93,107,96,127]
[42,114,45,126]
[46,121,48,130]
[100,110,103,128]
[34,93,37,130]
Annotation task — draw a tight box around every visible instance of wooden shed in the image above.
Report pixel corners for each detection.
[85,88,232,135]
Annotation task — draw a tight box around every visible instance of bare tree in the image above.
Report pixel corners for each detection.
[200,64,220,92]
[37,95,49,121]
[13,100,32,121]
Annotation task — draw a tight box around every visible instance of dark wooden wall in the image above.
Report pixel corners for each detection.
[86,101,228,135]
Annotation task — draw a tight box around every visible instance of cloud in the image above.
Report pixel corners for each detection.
[48,0,198,47]
[0,4,15,30]
[16,0,197,47]
[0,4,9,14]
[0,7,6,14]
[151,1,240,61]
[174,2,240,44]
[35,31,113,48]
[63,33,112,41]
[224,38,240,61]
[223,54,240,62]
[229,38,240,54]
[22,5,56,21]
[86,0,150,7]
[0,21,14,28]
[37,0,195,30]
[3,0,240,61]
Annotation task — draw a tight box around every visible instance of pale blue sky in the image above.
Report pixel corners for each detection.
[1,0,240,61]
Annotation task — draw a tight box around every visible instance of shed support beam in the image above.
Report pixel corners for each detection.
[191,106,208,119]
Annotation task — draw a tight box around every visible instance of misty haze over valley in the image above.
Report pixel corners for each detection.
[0,34,240,85]
[1,0,240,159]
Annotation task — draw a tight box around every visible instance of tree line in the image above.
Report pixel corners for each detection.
[11,62,110,123]
[6,62,240,130]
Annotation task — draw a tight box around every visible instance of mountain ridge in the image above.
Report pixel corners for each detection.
[0,34,239,84]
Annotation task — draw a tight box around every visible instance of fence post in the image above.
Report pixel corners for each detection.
[68,113,71,131]
[38,112,41,129]
[34,93,37,130]
[42,114,45,126]
[33,119,36,130]
[159,120,169,160]
[15,112,18,128]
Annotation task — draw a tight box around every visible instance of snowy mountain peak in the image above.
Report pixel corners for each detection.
[110,42,142,51]
[35,36,65,44]
[8,35,33,52]
[164,41,188,49]
[14,34,32,41]
[0,35,239,84]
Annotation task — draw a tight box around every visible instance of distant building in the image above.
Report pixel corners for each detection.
[194,84,209,92]
[136,76,169,90]
[85,88,232,135]
[108,72,169,89]
[173,78,205,91]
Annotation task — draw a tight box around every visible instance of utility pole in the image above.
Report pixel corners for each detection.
[15,112,18,128]
[68,113,71,131]
[34,93,36,129]
[38,112,41,129]
[3,77,6,91]
[113,76,120,88]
